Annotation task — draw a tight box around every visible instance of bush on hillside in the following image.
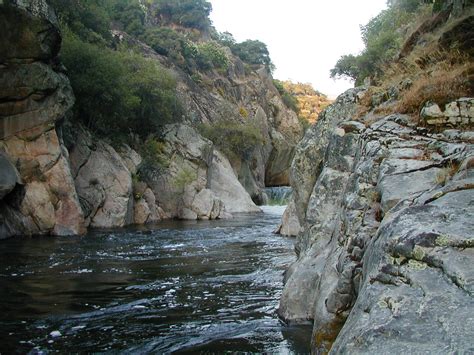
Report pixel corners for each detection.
[49,0,112,45]
[140,137,170,169]
[61,31,181,138]
[152,0,212,30]
[141,27,186,58]
[330,0,424,84]
[231,40,275,72]
[112,0,147,36]
[273,80,299,113]
[195,42,229,71]
[198,121,265,160]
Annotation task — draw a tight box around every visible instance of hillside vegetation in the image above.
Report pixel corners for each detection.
[280,81,332,124]
[49,0,277,141]
[331,0,473,122]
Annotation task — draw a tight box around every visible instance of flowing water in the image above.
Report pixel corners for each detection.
[265,187,293,206]
[0,206,311,354]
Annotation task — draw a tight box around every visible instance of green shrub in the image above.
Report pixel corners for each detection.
[273,79,299,113]
[330,0,423,84]
[141,27,185,57]
[132,173,147,200]
[214,31,236,48]
[141,137,170,169]
[112,0,147,36]
[153,0,212,30]
[239,107,249,118]
[191,73,202,84]
[298,116,311,132]
[173,166,197,192]
[61,31,181,137]
[282,92,299,113]
[273,79,285,95]
[232,39,274,72]
[198,121,265,160]
[195,42,229,70]
[50,0,112,45]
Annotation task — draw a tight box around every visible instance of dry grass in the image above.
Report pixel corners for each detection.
[355,86,386,119]
[353,10,473,126]
[362,46,473,124]
[394,62,473,117]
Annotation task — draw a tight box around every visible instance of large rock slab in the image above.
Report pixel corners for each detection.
[0,0,85,237]
[143,124,259,218]
[278,199,302,236]
[331,188,474,354]
[290,88,365,225]
[209,150,261,213]
[265,129,295,186]
[142,124,212,218]
[0,0,60,63]
[1,126,85,236]
[70,127,133,228]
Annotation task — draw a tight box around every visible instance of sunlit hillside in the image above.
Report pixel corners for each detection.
[282,81,332,123]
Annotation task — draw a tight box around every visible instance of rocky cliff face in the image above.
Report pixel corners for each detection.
[139,123,258,220]
[0,0,85,238]
[0,1,300,238]
[278,86,474,352]
[124,29,304,197]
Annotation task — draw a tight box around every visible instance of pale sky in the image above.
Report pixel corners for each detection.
[209,0,387,98]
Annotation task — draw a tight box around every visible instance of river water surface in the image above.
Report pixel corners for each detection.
[0,206,311,353]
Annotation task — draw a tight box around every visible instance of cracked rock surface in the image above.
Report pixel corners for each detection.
[0,0,85,238]
[278,87,474,353]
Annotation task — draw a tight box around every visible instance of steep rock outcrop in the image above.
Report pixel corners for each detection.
[0,0,85,238]
[142,124,259,220]
[209,150,261,213]
[68,126,134,228]
[0,1,299,237]
[127,30,303,196]
[64,123,165,228]
[279,89,474,353]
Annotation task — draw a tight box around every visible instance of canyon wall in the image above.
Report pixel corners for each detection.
[0,0,301,238]
[278,86,474,353]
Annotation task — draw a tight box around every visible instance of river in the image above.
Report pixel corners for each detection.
[0,205,311,353]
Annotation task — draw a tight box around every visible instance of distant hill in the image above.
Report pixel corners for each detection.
[282,81,333,124]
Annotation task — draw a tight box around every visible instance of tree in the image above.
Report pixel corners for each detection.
[49,0,112,44]
[386,0,425,12]
[111,0,147,36]
[330,54,361,82]
[331,0,422,84]
[232,40,274,71]
[153,0,212,30]
[215,31,236,48]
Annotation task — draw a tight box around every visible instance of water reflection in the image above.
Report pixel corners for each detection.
[0,207,311,353]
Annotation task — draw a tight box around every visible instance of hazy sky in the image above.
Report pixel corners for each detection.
[209,0,387,98]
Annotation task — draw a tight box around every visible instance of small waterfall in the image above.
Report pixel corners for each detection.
[264,186,293,206]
